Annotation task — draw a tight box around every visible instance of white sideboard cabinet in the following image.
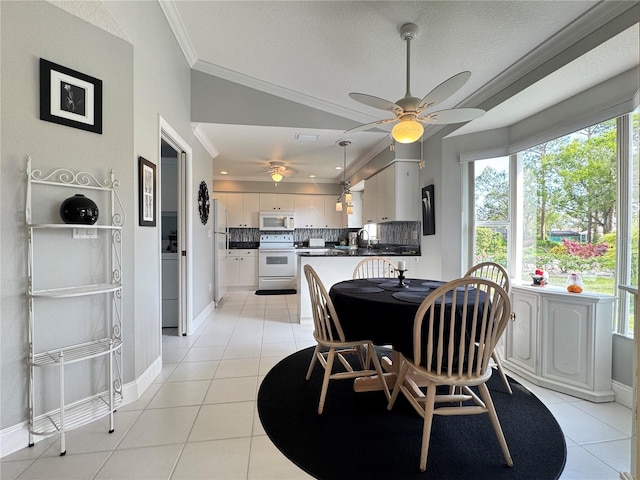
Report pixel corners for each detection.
[504,283,616,402]
[25,157,124,455]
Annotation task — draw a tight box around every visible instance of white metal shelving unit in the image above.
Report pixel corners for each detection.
[26,156,124,455]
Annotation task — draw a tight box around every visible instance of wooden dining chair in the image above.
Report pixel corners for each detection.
[464,261,513,394]
[387,277,514,473]
[352,256,397,279]
[304,264,390,414]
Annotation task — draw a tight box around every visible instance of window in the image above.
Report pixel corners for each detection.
[469,109,638,337]
[472,157,510,268]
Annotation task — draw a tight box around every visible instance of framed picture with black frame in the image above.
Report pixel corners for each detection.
[422,184,435,235]
[39,58,103,134]
[139,157,156,227]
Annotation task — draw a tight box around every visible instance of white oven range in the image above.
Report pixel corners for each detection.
[258,234,296,291]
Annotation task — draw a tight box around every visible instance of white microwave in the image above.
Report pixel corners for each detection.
[259,211,295,231]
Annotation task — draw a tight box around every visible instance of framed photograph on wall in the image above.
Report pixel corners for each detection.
[39,58,103,134]
[422,184,435,235]
[139,157,156,227]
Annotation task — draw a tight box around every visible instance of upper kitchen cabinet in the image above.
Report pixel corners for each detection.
[226,193,259,227]
[294,194,324,228]
[345,191,363,228]
[323,195,343,228]
[362,162,420,224]
[259,193,295,211]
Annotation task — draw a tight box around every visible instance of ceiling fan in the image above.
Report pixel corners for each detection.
[346,23,485,143]
[266,161,297,183]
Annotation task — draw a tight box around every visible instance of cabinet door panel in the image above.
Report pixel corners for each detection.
[506,291,538,374]
[259,193,277,211]
[542,299,591,387]
[226,193,244,227]
[362,175,376,224]
[294,195,310,227]
[243,193,260,227]
[308,196,324,228]
[323,195,342,228]
[277,194,295,211]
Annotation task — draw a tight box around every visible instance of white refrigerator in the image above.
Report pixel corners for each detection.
[213,200,228,306]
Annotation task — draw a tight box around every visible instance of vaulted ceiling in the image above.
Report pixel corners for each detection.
[159,1,639,183]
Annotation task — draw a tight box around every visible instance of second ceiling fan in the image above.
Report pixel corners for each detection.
[346,23,484,143]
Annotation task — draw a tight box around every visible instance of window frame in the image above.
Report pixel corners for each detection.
[466,112,637,337]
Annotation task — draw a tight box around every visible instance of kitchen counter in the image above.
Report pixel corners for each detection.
[228,242,259,249]
[296,251,422,323]
[296,246,420,257]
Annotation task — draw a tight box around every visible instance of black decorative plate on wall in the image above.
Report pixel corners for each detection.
[198,181,210,225]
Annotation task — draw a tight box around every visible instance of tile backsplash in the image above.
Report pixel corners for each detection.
[228,221,420,246]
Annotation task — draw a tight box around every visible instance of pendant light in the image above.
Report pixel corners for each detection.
[335,140,354,214]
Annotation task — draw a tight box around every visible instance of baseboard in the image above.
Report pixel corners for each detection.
[612,380,634,409]
[0,355,163,459]
[191,301,214,335]
[619,472,635,480]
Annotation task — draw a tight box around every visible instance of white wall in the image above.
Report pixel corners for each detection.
[0,0,214,451]
[102,1,214,375]
[1,1,134,428]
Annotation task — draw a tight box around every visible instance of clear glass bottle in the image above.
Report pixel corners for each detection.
[566,273,583,293]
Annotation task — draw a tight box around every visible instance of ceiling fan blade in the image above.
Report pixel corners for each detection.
[418,71,472,110]
[419,107,485,124]
[344,118,397,134]
[349,93,402,114]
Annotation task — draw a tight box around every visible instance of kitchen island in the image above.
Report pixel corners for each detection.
[296,247,421,323]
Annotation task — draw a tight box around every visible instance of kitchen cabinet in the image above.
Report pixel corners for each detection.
[362,174,377,224]
[323,195,343,228]
[362,162,420,224]
[226,249,258,288]
[259,193,295,211]
[226,193,259,227]
[25,157,123,454]
[504,283,616,402]
[294,195,324,228]
[345,191,363,228]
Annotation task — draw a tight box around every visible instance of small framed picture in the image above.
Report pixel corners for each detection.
[39,58,102,134]
[422,184,435,235]
[139,157,156,227]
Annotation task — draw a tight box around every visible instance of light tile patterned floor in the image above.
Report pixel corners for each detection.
[1,291,631,479]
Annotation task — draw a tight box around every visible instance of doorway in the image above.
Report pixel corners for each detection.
[160,139,179,333]
[159,117,193,338]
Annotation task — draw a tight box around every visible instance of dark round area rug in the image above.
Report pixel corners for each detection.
[258,346,566,480]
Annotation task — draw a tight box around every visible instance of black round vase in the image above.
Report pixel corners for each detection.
[60,194,99,225]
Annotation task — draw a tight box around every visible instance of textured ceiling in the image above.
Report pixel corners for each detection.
[159,1,638,183]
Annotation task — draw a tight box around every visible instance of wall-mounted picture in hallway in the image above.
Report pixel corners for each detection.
[39,58,102,134]
[139,157,156,226]
[422,185,435,235]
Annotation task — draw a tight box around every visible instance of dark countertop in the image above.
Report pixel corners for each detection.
[297,246,420,257]
[228,242,259,249]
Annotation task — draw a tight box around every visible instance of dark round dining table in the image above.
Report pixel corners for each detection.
[329,277,488,363]
[328,277,447,358]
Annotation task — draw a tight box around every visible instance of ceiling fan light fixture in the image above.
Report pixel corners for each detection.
[391,118,424,144]
[271,172,283,183]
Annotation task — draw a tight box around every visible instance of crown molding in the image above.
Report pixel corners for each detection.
[459,1,638,111]
[191,123,219,159]
[192,59,378,126]
[158,0,198,66]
